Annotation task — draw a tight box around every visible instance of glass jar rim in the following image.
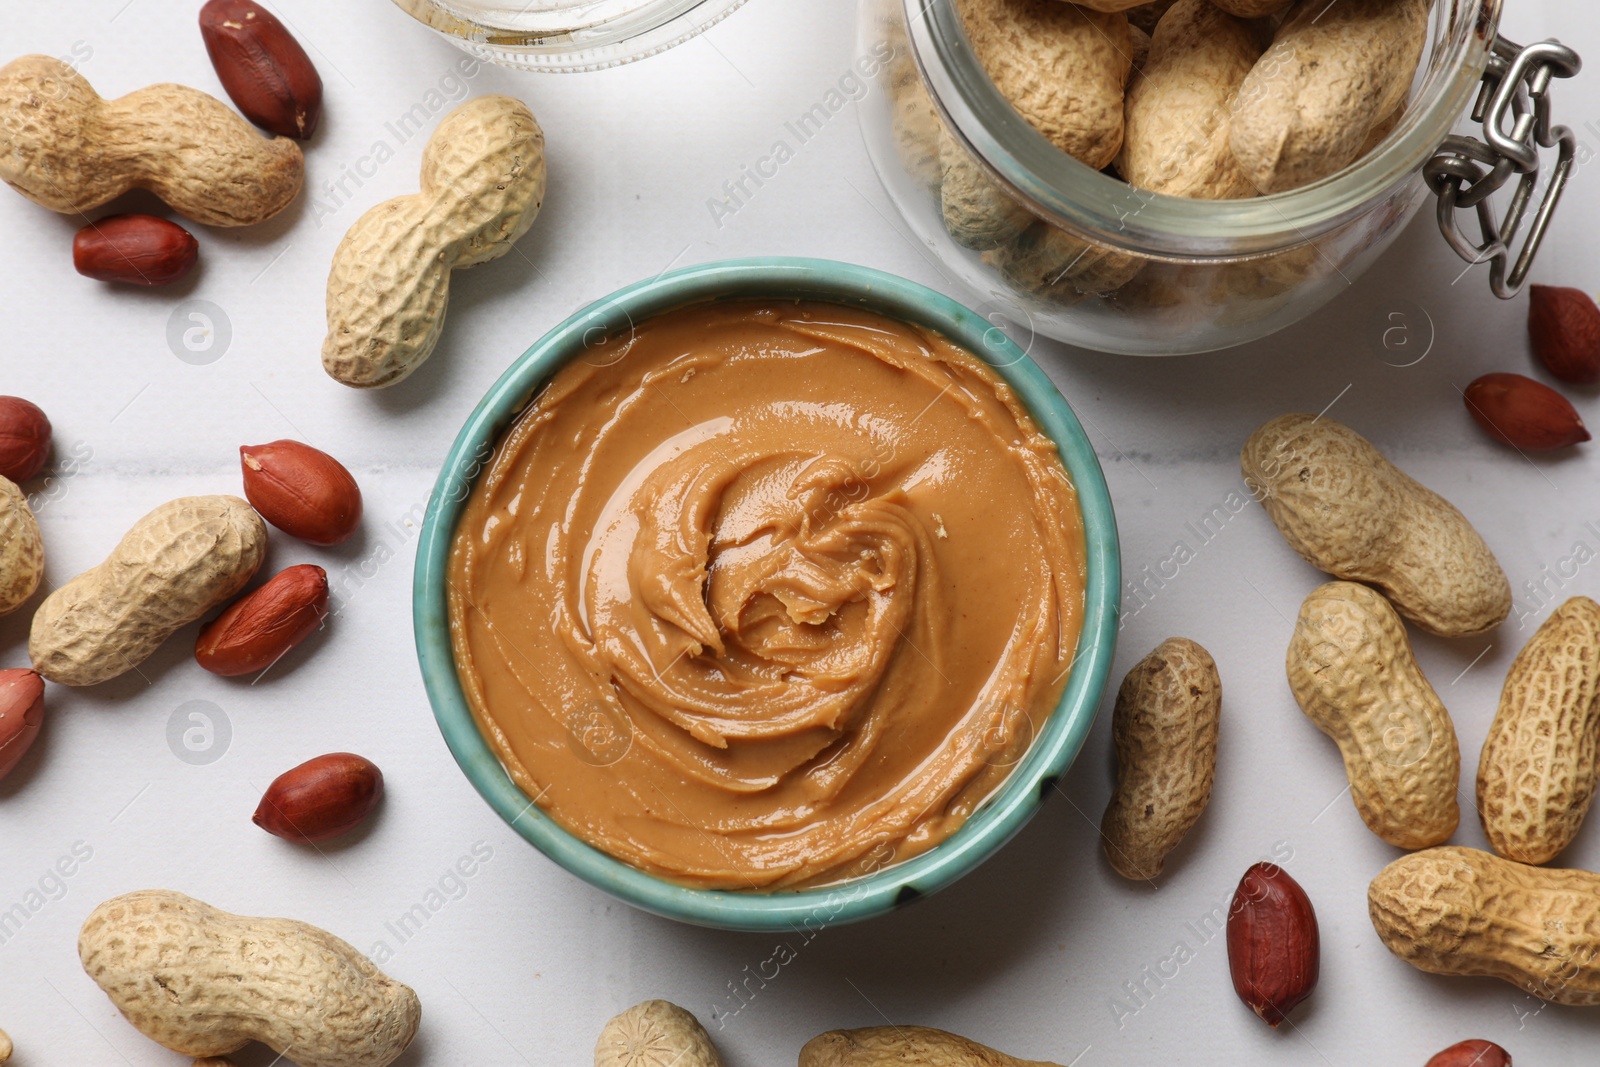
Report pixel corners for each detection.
[392,0,750,72]
[905,0,1502,258]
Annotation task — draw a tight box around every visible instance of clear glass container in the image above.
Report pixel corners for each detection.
[857,0,1516,355]
[392,0,749,72]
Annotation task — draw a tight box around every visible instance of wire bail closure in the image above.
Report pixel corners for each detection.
[1424,35,1582,298]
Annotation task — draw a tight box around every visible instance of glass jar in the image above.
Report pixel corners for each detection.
[391,0,749,72]
[857,0,1580,355]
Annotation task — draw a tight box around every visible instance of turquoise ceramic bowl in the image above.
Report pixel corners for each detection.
[413,258,1120,931]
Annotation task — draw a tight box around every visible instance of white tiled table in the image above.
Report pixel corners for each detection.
[3,1,1599,1062]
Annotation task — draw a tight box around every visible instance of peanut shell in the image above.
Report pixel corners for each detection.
[0,475,43,616]
[595,1001,724,1067]
[1369,845,1600,1005]
[79,890,419,1067]
[1286,581,1460,849]
[1100,637,1221,880]
[1119,0,1263,199]
[0,55,303,226]
[954,0,1133,170]
[29,496,265,685]
[1230,0,1429,192]
[938,128,1033,250]
[322,95,546,389]
[802,1027,1062,1067]
[1242,413,1510,637]
[1478,597,1600,864]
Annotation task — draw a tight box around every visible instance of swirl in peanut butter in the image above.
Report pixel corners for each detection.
[447,300,1085,889]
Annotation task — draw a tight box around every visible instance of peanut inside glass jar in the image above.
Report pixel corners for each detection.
[858,0,1544,355]
[446,298,1086,890]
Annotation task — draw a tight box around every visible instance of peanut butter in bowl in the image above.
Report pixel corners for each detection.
[446,298,1086,890]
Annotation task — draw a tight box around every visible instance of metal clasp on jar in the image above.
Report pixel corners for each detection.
[1425,35,1582,298]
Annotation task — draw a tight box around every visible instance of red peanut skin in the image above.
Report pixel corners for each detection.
[1226,862,1320,1028]
[240,440,363,546]
[1529,285,1600,384]
[195,564,329,677]
[0,396,51,483]
[1464,373,1590,451]
[1427,1040,1512,1067]
[73,214,198,287]
[0,669,45,782]
[254,752,383,843]
[200,0,323,139]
